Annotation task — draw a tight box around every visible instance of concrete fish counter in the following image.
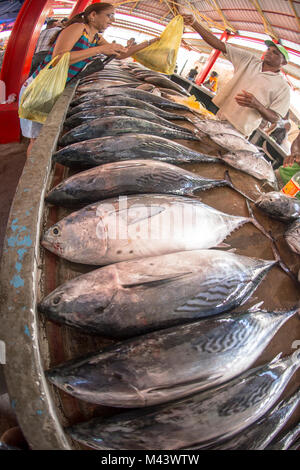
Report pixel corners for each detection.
[0,79,299,450]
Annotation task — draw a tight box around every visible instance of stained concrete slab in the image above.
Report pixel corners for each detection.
[0,140,27,439]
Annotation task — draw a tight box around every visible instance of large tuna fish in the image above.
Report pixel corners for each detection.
[74,86,190,111]
[45,160,242,208]
[38,250,276,337]
[64,106,193,132]
[41,194,270,265]
[45,307,297,406]
[66,353,300,450]
[284,218,300,255]
[68,96,192,122]
[193,389,300,450]
[53,134,218,169]
[220,151,277,187]
[59,116,200,147]
[255,192,300,222]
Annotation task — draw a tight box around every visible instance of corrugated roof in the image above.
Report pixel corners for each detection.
[109,0,300,78]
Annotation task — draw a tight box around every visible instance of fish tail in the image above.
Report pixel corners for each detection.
[224,171,256,203]
[245,199,274,242]
[245,201,298,283]
[270,234,300,285]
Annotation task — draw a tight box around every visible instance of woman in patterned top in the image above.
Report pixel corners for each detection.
[20,2,158,156]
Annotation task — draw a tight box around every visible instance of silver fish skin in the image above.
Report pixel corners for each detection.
[143,76,189,95]
[68,96,191,122]
[210,133,259,153]
[255,192,300,222]
[64,107,194,133]
[41,194,259,265]
[66,354,300,450]
[193,119,246,138]
[38,249,276,337]
[59,116,199,147]
[284,218,300,255]
[45,160,233,208]
[266,423,300,450]
[220,151,277,186]
[45,308,297,407]
[75,86,190,111]
[192,389,300,450]
[53,134,218,169]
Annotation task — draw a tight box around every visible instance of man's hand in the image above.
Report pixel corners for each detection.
[283,153,300,167]
[235,90,260,109]
[182,14,195,27]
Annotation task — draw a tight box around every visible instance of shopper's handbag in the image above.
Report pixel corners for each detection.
[19,52,70,123]
[133,16,184,74]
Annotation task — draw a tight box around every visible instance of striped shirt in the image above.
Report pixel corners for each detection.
[32,28,100,82]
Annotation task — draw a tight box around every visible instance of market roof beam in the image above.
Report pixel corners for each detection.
[205,0,237,33]
[288,0,300,32]
[249,0,279,40]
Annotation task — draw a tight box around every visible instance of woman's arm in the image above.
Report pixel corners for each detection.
[118,37,160,59]
[52,24,126,64]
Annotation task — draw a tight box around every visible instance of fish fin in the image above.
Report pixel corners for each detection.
[116,205,165,225]
[270,352,283,364]
[122,272,193,289]
[248,301,265,313]
[214,242,232,249]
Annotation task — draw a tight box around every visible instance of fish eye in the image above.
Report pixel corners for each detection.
[65,385,74,392]
[53,295,62,305]
[52,226,60,236]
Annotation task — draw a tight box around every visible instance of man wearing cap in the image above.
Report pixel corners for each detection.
[182,15,290,138]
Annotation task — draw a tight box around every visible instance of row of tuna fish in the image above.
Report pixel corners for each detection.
[41,61,299,450]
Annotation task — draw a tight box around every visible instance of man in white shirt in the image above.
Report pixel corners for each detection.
[30,19,62,75]
[182,15,290,138]
[35,18,61,53]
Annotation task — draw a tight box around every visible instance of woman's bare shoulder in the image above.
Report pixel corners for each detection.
[60,23,85,37]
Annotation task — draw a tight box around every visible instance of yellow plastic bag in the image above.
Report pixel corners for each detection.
[133,16,184,74]
[19,52,70,124]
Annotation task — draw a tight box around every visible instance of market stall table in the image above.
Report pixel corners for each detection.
[250,128,289,168]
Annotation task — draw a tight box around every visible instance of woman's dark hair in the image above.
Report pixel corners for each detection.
[49,3,113,46]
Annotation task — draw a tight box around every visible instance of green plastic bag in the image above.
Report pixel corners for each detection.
[19,52,70,124]
[133,15,184,74]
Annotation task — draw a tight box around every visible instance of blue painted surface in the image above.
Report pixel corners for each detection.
[15,262,22,273]
[10,275,24,288]
[11,400,16,409]
[24,325,31,338]
[36,410,43,415]
[17,248,27,260]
